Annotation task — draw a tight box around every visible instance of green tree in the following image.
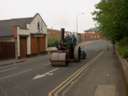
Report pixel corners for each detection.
[93,0,128,42]
[93,0,128,58]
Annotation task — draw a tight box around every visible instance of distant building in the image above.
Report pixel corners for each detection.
[84,32,101,41]
[76,31,102,42]
[83,28,102,41]
[0,13,47,60]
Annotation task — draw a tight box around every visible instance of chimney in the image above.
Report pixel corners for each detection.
[61,28,65,42]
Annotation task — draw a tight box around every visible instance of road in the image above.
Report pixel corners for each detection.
[0,40,110,96]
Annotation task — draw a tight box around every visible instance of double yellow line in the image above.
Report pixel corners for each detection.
[48,51,104,96]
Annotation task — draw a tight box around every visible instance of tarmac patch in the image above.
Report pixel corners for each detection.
[95,85,116,96]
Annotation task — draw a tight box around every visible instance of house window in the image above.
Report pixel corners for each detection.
[41,27,42,31]
[37,22,40,32]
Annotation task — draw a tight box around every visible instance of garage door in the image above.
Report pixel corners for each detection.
[31,36,39,54]
[20,36,27,58]
[31,34,46,55]
[39,36,45,52]
[0,42,15,60]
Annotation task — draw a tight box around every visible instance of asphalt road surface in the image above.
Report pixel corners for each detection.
[0,40,109,96]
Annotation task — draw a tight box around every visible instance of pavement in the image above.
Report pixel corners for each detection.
[0,54,48,67]
[64,47,127,96]
[0,59,26,66]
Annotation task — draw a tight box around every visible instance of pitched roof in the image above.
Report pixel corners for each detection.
[0,16,33,37]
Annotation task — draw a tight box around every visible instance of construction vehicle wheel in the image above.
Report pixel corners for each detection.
[65,62,69,66]
[51,63,55,66]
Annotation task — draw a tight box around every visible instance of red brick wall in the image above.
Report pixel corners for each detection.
[47,29,61,41]
[84,32,102,41]
[12,26,17,39]
[78,32,102,42]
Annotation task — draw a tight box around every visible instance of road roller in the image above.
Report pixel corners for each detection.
[47,28,86,66]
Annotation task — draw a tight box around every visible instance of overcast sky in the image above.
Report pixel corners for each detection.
[0,0,100,32]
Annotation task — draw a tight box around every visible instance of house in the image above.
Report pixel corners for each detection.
[0,13,47,60]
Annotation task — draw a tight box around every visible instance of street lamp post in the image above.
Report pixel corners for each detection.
[76,15,78,34]
[76,12,85,43]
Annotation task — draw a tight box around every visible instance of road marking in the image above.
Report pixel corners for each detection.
[48,51,104,96]
[0,69,32,80]
[95,85,116,96]
[33,68,59,80]
[0,67,16,73]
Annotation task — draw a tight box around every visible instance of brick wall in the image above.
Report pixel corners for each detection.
[48,29,61,41]
[78,32,102,42]
[84,32,102,41]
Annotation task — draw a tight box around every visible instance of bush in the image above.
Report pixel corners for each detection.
[48,38,59,47]
[117,37,128,58]
[118,46,128,58]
